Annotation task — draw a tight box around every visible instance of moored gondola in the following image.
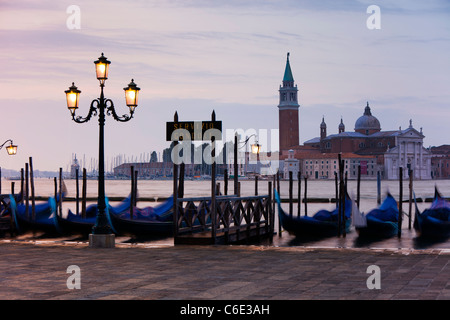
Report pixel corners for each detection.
[414,187,450,239]
[107,195,173,237]
[57,195,133,235]
[10,195,61,234]
[354,193,399,238]
[275,189,352,238]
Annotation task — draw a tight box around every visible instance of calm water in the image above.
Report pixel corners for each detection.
[5,177,450,249]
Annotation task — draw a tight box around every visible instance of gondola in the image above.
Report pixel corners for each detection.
[10,195,61,234]
[56,196,133,235]
[107,195,174,237]
[414,187,450,239]
[354,193,399,238]
[275,190,352,238]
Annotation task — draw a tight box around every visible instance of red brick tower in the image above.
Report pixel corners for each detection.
[278,53,300,152]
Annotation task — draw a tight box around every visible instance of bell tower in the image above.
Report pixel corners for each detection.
[320,117,327,140]
[278,52,300,152]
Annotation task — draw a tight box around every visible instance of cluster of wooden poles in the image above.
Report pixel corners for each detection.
[275,154,415,239]
[3,157,66,221]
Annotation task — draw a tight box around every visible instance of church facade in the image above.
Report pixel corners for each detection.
[278,53,432,180]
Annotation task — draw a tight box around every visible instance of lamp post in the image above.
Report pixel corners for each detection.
[65,53,140,247]
[236,134,261,177]
[238,134,260,154]
[0,140,18,156]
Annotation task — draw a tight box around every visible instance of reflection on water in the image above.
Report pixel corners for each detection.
[5,178,450,250]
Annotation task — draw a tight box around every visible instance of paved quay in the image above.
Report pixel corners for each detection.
[0,240,449,301]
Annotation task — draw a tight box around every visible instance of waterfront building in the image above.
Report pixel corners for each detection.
[114,162,176,178]
[278,53,432,180]
[430,145,450,179]
[283,150,299,180]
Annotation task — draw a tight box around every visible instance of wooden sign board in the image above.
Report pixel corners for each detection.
[166,121,222,141]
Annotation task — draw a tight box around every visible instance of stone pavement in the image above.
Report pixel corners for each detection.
[0,240,449,301]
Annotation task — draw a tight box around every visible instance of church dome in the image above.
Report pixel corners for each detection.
[354,102,381,134]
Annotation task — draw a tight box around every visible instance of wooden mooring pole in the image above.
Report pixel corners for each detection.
[134,169,138,203]
[29,157,36,221]
[304,175,308,216]
[408,169,413,230]
[342,162,347,238]
[398,167,403,238]
[234,134,238,196]
[377,171,381,205]
[268,181,273,242]
[289,171,293,217]
[357,165,361,208]
[276,172,281,237]
[334,171,338,208]
[178,162,185,198]
[297,171,301,217]
[53,177,57,209]
[130,165,135,219]
[76,168,79,215]
[337,154,342,237]
[224,169,228,196]
[82,168,87,219]
[20,168,24,204]
[59,168,63,217]
[272,174,279,237]
[172,111,179,239]
[25,163,29,220]
[276,170,280,196]
[211,110,217,242]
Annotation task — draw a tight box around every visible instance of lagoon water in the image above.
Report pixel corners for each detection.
[6,177,450,249]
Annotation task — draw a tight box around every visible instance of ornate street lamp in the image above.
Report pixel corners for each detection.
[65,53,140,245]
[0,139,18,156]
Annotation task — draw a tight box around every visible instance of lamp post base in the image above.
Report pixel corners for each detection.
[89,233,115,248]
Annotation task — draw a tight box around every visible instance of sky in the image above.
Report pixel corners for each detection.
[0,0,449,172]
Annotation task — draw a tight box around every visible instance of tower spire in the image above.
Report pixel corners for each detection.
[320,116,327,141]
[339,117,345,133]
[283,52,294,85]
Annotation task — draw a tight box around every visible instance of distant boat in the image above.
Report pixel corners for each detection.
[5,177,21,181]
[414,187,450,239]
[228,175,245,179]
[354,193,399,238]
[275,189,352,238]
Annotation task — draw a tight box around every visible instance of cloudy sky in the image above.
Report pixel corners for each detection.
[0,0,449,172]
